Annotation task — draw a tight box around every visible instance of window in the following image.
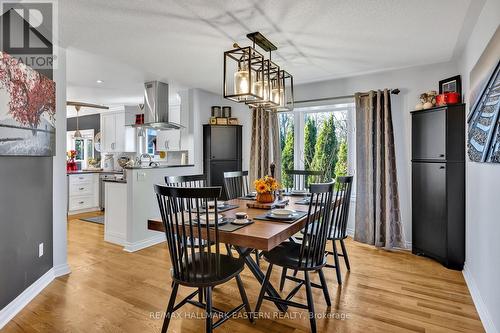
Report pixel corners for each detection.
[66,129,95,169]
[146,129,157,156]
[279,102,355,188]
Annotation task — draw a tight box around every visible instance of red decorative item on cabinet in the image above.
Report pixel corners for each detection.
[436,92,461,106]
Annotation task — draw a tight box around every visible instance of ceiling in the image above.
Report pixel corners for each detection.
[61,0,476,107]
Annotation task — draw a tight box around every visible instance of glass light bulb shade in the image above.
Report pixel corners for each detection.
[73,129,82,139]
[271,87,280,104]
[234,69,249,95]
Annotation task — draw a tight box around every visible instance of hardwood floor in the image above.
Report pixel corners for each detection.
[3,212,483,333]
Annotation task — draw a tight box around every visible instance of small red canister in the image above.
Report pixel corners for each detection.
[436,92,460,106]
[445,92,460,104]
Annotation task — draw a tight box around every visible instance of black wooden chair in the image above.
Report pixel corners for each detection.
[284,169,325,192]
[154,185,253,333]
[223,170,261,265]
[165,174,207,188]
[223,171,250,199]
[323,176,353,285]
[282,176,353,287]
[254,182,336,333]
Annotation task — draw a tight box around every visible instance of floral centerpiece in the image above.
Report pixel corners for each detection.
[254,175,280,203]
[66,150,78,171]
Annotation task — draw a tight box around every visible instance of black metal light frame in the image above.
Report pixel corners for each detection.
[223,46,265,103]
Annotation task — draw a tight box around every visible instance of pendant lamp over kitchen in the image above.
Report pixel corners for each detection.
[73,105,82,139]
[223,32,294,112]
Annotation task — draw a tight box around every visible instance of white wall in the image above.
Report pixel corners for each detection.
[456,0,500,331]
[189,89,252,172]
[294,61,459,245]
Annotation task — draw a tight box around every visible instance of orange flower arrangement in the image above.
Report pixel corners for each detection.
[254,175,280,194]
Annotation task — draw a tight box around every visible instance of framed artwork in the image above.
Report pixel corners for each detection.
[439,75,462,96]
[467,26,500,163]
[0,51,56,156]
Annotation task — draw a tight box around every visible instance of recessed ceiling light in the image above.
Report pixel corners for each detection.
[96,80,103,84]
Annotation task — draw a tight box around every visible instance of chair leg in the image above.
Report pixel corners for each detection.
[198,287,204,303]
[225,244,233,258]
[205,287,213,333]
[235,274,254,323]
[304,272,317,333]
[279,267,287,291]
[340,239,351,271]
[254,263,273,314]
[332,240,342,285]
[161,282,179,333]
[318,269,331,306]
[255,250,260,267]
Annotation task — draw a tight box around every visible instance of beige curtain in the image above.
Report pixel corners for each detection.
[270,111,282,183]
[354,90,405,249]
[249,108,270,184]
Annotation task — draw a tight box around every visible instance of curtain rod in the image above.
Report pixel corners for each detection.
[294,88,400,104]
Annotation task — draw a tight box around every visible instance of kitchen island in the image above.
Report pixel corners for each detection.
[103,164,196,251]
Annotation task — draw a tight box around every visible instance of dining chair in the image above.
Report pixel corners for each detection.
[282,176,354,287]
[223,170,250,199]
[324,176,353,284]
[254,181,336,333]
[165,174,207,188]
[154,185,253,333]
[284,169,325,192]
[223,170,261,265]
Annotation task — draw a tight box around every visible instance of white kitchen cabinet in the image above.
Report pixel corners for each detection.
[101,111,136,153]
[67,173,100,213]
[156,104,181,151]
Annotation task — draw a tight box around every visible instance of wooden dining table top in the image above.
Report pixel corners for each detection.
[147,196,311,252]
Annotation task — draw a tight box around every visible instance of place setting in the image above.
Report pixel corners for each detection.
[192,211,254,232]
[199,200,239,213]
[254,208,308,224]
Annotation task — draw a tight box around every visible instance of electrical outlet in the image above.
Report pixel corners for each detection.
[38,243,44,257]
[137,172,146,182]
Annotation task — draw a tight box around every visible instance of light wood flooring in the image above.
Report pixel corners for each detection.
[2,212,484,333]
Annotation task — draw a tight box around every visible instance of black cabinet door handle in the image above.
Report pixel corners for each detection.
[439,166,445,169]
[439,154,445,157]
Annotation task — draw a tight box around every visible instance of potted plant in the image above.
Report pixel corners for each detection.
[254,175,280,203]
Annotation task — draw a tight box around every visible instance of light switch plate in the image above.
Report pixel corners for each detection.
[38,243,44,257]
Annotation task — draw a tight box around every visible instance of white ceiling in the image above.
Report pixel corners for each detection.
[61,0,476,107]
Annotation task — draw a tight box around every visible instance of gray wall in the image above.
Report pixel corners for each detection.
[0,10,54,309]
[0,158,54,308]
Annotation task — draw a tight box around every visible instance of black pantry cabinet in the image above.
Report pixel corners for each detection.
[203,125,242,199]
[411,103,465,270]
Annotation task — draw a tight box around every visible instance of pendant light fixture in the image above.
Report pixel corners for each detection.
[73,105,82,139]
[223,32,294,112]
[66,101,110,139]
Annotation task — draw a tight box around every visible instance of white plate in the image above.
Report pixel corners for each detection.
[231,219,253,225]
[198,213,223,222]
[206,201,226,208]
[270,209,296,216]
[266,212,298,220]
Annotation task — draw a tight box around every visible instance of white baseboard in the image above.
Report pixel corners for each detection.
[463,263,498,333]
[123,233,165,252]
[0,268,52,329]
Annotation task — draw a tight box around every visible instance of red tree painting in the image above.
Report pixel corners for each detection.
[0,51,56,155]
[0,51,56,135]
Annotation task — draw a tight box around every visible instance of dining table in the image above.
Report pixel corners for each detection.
[148,194,313,312]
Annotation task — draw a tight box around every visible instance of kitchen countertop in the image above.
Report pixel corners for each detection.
[124,164,195,170]
[67,170,123,175]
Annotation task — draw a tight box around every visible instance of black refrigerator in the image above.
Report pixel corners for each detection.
[411,103,465,270]
[203,124,242,200]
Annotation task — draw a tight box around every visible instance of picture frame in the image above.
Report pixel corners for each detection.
[439,75,462,97]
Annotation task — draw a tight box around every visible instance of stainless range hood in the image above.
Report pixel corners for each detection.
[141,81,183,130]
